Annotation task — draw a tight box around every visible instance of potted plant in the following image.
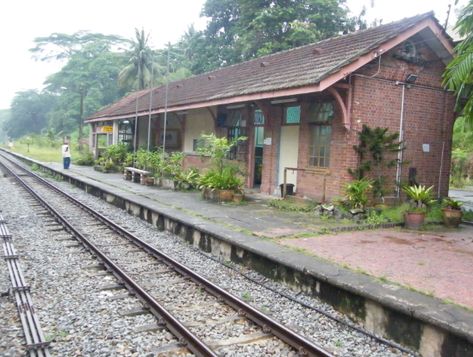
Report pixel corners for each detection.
[442,197,463,228]
[402,184,435,229]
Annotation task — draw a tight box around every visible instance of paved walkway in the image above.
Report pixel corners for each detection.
[280,227,473,309]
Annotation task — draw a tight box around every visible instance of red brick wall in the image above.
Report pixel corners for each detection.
[261,38,455,201]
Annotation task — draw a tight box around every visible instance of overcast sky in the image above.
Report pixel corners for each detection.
[0,0,466,110]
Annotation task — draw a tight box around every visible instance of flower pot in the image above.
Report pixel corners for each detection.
[161,178,175,190]
[218,189,234,202]
[233,193,244,203]
[144,177,155,186]
[404,211,425,229]
[442,208,462,228]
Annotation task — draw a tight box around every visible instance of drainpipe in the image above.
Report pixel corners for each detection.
[395,83,406,198]
[438,91,448,198]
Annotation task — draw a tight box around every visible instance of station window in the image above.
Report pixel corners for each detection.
[284,105,301,124]
[308,101,334,168]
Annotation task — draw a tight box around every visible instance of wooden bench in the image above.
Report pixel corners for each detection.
[123,167,151,185]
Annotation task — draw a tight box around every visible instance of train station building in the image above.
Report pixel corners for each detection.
[85,12,455,200]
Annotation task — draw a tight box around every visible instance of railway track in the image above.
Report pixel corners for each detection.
[0,153,333,356]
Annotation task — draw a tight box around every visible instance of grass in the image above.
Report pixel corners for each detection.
[5,143,62,163]
[269,196,318,212]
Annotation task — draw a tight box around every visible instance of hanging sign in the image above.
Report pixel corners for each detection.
[98,126,113,133]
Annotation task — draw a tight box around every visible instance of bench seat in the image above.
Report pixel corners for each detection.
[123,167,151,184]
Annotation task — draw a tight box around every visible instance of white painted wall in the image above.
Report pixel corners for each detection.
[279,125,300,187]
[183,108,215,153]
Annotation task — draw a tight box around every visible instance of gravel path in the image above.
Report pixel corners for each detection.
[0,164,416,356]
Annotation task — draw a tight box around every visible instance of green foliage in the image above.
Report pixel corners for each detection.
[365,209,389,225]
[463,209,473,221]
[442,197,463,210]
[103,144,129,166]
[175,168,200,190]
[380,203,410,223]
[75,151,95,166]
[349,125,402,199]
[5,91,57,139]
[426,202,443,222]
[119,29,163,90]
[344,178,373,209]
[135,149,160,172]
[443,1,473,129]
[268,197,317,212]
[161,152,184,178]
[198,166,242,191]
[179,0,365,74]
[402,185,436,212]
[197,133,246,174]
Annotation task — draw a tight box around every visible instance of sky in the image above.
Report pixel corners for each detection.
[0,0,468,110]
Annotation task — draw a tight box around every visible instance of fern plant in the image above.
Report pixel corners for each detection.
[344,178,373,209]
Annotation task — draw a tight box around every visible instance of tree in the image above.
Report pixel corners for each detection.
[45,42,127,140]
[180,0,363,73]
[4,90,56,139]
[118,29,163,90]
[31,32,128,147]
[0,109,11,143]
[443,1,473,129]
[30,31,125,61]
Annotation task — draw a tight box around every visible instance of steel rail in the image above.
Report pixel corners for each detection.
[0,215,51,357]
[1,154,333,357]
[0,159,218,357]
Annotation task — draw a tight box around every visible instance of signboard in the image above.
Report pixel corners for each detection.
[98,126,113,133]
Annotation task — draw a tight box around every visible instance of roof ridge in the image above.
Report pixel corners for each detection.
[161,11,435,85]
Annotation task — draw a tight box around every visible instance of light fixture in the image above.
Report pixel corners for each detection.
[405,74,417,84]
[270,98,298,105]
[123,120,130,124]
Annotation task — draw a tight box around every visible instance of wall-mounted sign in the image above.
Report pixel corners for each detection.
[98,126,113,133]
[422,143,430,153]
[263,137,272,145]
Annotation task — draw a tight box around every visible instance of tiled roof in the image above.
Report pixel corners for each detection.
[87,12,440,121]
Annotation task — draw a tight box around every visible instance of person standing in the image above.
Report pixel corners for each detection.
[61,140,71,169]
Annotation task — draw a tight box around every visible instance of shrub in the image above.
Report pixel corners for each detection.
[75,151,95,166]
[344,178,373,209]
[442,197,463,210]
[402,185,436,212]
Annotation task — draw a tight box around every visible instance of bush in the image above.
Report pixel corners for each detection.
[344,178,373,209]
[198,166,242,191]
[402,184,436,212]
[75,151,95,166]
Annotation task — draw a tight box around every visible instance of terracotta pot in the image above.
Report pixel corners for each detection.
[442,208,462,228]
[233,193,244,203]
[218,189,234,202]
[404,211,425,229]
[144,177,155,186]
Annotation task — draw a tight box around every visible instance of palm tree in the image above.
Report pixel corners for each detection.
[443,1,473,129]
[119,29,161,90]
